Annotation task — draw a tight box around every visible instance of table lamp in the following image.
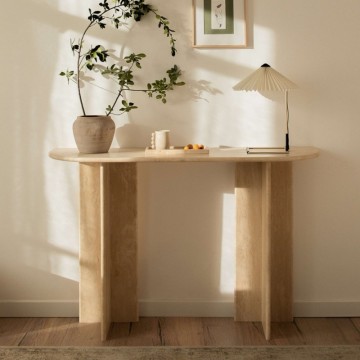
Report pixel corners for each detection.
[235,63,298,153]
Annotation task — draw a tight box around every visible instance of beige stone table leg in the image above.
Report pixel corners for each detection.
[79,163,138,341]
[235,162,293,340]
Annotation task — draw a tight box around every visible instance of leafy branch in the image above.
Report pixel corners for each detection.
[146,65,185,103]
[60,0,184,116]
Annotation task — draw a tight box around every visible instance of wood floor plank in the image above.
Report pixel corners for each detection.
[0,317,360,346]
[59,321,103,346]
[294,318,360,345]
[237,322,272,346]
[202,318,239,346]
[19,318,78,346]
[0,318,33,346]
[269,322,305,346]
[202,318,271,346]
[351,318,360,333]
[159,317,205,346]
[332,318,360,344]
[106,318,162,346]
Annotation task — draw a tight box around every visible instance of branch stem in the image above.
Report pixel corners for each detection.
[106,88,124,116]
[77,3,128,116]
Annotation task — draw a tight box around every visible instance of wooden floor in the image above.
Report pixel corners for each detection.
[0,317,359,347]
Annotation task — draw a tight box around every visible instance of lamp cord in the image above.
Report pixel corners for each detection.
[285,90,290,151]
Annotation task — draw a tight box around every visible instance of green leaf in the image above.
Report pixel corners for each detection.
[93,45,101,52]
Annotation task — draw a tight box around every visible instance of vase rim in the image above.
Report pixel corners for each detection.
[77,115,110,118]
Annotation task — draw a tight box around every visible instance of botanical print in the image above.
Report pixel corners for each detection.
[204,0,234,35]
[212,0,226,29]
[193,0,247,48]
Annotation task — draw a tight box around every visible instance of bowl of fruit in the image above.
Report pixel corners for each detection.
[183,144,209,154]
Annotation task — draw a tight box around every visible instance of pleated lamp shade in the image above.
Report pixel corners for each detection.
[235,64,298,152]
[235,64,298,92]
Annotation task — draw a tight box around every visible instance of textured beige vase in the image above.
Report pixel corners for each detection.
[73,116,115,154]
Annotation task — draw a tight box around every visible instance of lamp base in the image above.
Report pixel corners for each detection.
[246,147,289,154]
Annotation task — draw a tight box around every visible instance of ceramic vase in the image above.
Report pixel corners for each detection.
[73,115,115,154]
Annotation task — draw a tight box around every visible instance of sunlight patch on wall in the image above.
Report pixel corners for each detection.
[57,0,91,17]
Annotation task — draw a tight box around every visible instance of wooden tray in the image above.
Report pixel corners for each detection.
[145,146,209,156]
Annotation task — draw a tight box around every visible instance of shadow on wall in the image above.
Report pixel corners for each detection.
[73,0,256,148]
[0,0,261,309]
[0,0,84,301]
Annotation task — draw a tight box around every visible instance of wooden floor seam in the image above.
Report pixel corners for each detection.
[0,317,359,347]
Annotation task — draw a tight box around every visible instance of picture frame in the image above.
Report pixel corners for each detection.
[192,0,247,48]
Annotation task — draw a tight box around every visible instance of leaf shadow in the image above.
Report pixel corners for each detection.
[186,79,223,103]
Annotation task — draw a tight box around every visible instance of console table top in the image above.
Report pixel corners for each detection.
[49,146,319,163]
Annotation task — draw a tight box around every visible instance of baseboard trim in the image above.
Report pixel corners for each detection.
[0,300,234,318]
[0,301,79,317]
[1,300,359,318]
[293,301,360,317]
[139,300,235,317]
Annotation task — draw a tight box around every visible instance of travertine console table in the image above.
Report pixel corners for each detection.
[49,146,319,341]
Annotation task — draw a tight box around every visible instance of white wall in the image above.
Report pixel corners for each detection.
[0,0,359,317]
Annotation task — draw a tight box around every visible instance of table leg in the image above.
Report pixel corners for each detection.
[262,163,272,340]
[79,163,138,341]
[108,163,138,324]
[79,163,103,325]
[235,162,293,340]
[270,162,293,322]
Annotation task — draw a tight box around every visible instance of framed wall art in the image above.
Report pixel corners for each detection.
[192,0,247,48]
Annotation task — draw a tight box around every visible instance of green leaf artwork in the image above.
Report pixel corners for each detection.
[204,0,234,35]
